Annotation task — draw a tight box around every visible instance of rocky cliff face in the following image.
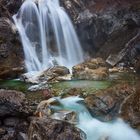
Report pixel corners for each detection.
[0,0,24,79]
[61,0,140,69]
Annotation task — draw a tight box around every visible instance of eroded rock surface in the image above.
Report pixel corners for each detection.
[21,66,70,84]
[28,117,82,140]
[61,0,140,69]
[72,58,109,80]
[120,84,140,130]
[0,89,31,140]
[0,17,24,79]
[85,84,135,121]
[0,89,32,117]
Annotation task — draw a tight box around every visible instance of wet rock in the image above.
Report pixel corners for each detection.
[21,66,70,84]
[28,117,82,140]
[85,84,135,121]
[0,89,33,117]
[35,98,59,117]
[20,71,45,84]
[35,98,78,124]
[43,66,70,82]
[120,84,140,130]
[72,58,109,80]
[50,110,77,124]
[28,82,49,91]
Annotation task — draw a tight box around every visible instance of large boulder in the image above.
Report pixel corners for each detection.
[0,89,32,117]
[0,89,32,140]
[72,58,109,80]
[85,84,135,121]
[21,66,70,84]
[28,117,82,140]
[43,66,70,82]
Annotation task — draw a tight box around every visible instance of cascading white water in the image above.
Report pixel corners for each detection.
[13,0,84,72]
[52,96,140,140]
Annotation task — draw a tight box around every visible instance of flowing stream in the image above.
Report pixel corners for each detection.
[13,0,84,72]
[54,96,140,140]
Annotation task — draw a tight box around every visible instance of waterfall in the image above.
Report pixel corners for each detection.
[13,0,84,72]
[53,96,140,140]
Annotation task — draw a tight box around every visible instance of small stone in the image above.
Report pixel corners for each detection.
[50,110,78,124]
